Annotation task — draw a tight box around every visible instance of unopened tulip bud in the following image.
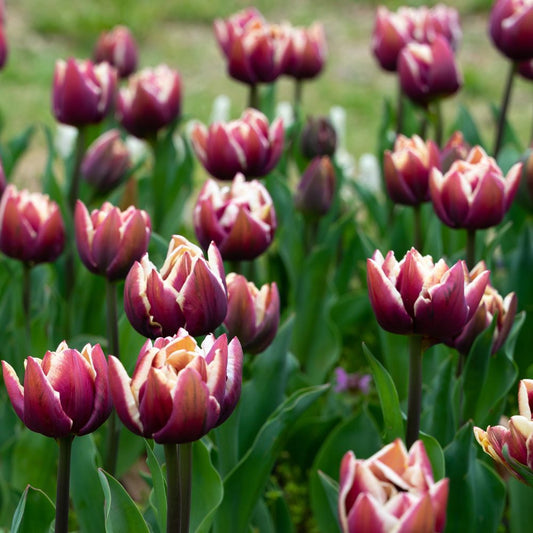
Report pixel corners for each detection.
[224,273,280,354]
[108,329,243,443]
[0,185,65,264]
[299,116,337,159]
[94,25,138,78]
[75,201,151,281]
[52,58,117,127]
[284,22,327,80]
[117,65,182,139]
[440,131,471,172]
[2,342,112,438]
[294,156,336,216]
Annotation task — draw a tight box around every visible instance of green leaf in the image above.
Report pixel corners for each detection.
[449,104,485,148]
[419,432,445,482]
[508,475,533,533]
[145,440,167,533]
[317,471,340,532]
[191,439,224,533]
[213,384,328,533]
[362,343,404,441]
[11,485,55,533]
[98,469,150,533]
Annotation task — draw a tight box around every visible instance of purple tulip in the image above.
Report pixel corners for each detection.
[294,156,336,216]
[284,22,327,80]
[108,329,243,443]
[2,342,112,438]
[214,7,265,57]
[52,58,117,127]
[94,25,138,78]
[116,65,182,139]
[367,247,489,341]
[299,115,337,159]
[124,235,227,338]
[74,200,151,281]
[0,185,65,264]
[429,146,521,230]
[383,134,441,206]
[224,273,280,354]
[190,108,284,180]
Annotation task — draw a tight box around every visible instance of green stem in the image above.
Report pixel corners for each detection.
[433,100,443,148]
[178,442,193,533]
[466,228,476,271]
[413,204,423,252]
[22,262,32,354]
[55,436,74,533]
[293,79,303,123]
[104,279,120,475]
[406,335,423,448]
[248,84,259,110]
[396,80,404,135]
[165,443,192,533]
[494,61,517,158]
[68,127,87,217]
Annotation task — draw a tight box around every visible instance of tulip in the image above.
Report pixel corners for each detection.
[429,146,522,230]
[518,58,533,80]
[74,200,151,281]
[94,25,138,78]
[367,248,489,341]
[213,7,265,57]
[0,185,65,264]
[284,22,327,80]
[193,173,276,261]
[124,235,227,338]
[489,0,533,61]
[52,58,117,127]
[81,129,131,193]
[108,329,242,443]
[294,156,336,216]
[190,108,284,180]
[440,130,471,172]
[338,439,449,533]
[475,379,533,483]
[2,342,112,438]
[224,273,280,354]
[446,261,517,356]
[116,64,182,139]
[383,134,440,206]
[299,115,337,159]
[425,5,462,51]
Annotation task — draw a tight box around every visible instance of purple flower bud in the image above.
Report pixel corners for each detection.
[108,329,243,443]
[284,22,327,80]
[94,25,138,78]
[52,58,117,127]
[294,156,336,216]
[0,185,65,264]
[299,115,337,159]
[2,342,112,438]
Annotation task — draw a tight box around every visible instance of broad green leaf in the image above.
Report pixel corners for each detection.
[98,469,150,533]
[362,343,404,441]
[213,384,328,533]
[145,440,167,533]
[508,475,533,533]
[317,471,340,532]
[11,485,55,533]
[419,432,445,482]
[449,104,484,148]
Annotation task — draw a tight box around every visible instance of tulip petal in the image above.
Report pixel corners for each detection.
[348,493,396,533]
[203,334,228,405]
[217,336,243,425]
[396,492,435,533]
[430,478,450,532]
[2,361,25,421]
[465,171,506,229]
[138,367,175,436]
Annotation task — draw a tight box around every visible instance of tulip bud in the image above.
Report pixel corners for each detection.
[194,173,276,261]
[0,185,65,264]
[81,129,131,193]
[294,156,336,216]
[490,0,533,61]
[94,25,138,78]
[299,115,337,159]
[367,248,489,342]
[398,36,461,105]
[2,342,112,438]
[440,130,471,172]
[108,329,243,443]
[383,134,440,206]
[124,235,227,338]
[224,273,280,354]
[117,64,182,139]
[52,58,117,127]
[339,439,449,533]
[74,201,151,281]
[475,379,533,482]
[284,22,327,80]
[190,108,284,180]
[430,146,521,230]
[446,261,517,355]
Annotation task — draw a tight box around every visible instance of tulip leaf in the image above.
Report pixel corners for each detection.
[508,475,533,532]
[213,384,329,533]
[317,471,340,532]
[449,104,485,148]
[0,125,35,178]
[145,440,167,533]
[70,435,106,533]
[419,432,445,482]
[11,485,55,533]
[502,444,533,488]
[362,343,404,441]
[190,439,223,533]
[98,469,150,533]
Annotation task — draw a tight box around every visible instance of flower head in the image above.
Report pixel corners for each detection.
[93,25,138,78]
[284,22,327,80]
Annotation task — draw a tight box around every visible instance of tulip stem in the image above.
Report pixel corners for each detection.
[396,80,404,135]
[165,442,192,533]
[466,228,476,271]
[406,335,423,448]
[494,61,517,158]
[433,101,443,148]
[55,435,74,533]
[22,262,32,356]
[68,126,87,216]
[104,279,120,475]
[293,79,303,123]
[413,205,423,253]
[248,84,259,110]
